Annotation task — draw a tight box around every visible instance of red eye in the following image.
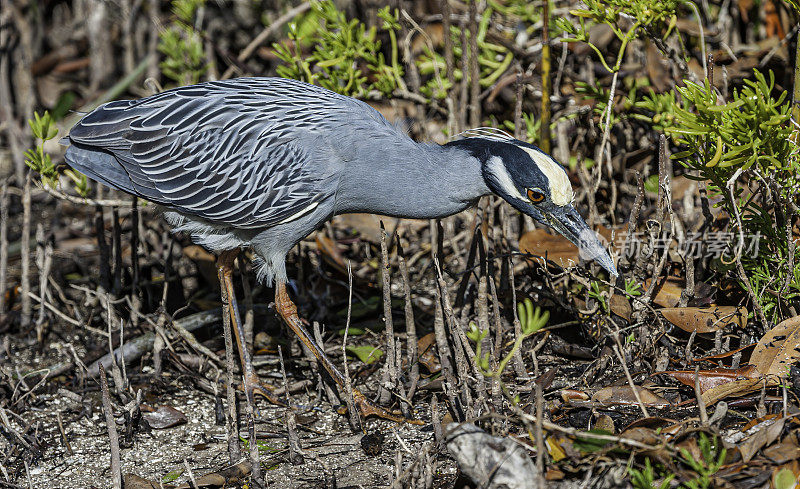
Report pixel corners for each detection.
[527,188,545,203]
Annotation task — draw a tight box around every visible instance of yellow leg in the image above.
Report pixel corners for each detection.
[217,250,282,406]
[275,281,421,424]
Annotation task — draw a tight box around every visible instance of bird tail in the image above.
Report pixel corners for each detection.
[62,140,137,195]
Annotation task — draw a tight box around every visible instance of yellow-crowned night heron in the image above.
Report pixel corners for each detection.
[61,77,616,420]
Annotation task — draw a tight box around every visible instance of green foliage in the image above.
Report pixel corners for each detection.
[346,345,384,364]
[468,298,549,386]
[588,280,609,313]
[556,0,677,74]
[161,470,183,484]
[272,1,402,97]
[679,433,726,489]
[517,298,550,335]
[500,113,541,145]
[628,435,724,488]
[639,69,800,320]
[158,0,207,85]
[629,458,674,489]
[25,111,88,197]
[416,6,513,99]
[624,278,642,297]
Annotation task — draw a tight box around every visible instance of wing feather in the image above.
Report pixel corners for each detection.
[63,77,389,229]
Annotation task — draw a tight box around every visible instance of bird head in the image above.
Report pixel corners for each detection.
[448,131,617,276]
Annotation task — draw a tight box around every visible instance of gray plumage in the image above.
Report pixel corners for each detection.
[63,77,616,283]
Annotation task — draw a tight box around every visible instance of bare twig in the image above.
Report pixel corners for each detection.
[341,261,362,431]
[398,241,419,408]
[468,0,480,127]
[279,346,303,466]
[694,365,709,425]
[98,364,122,489]
[221,2,312,79]
[0,181,8,315]
[612,339,650,418]
[20,173,31,329]
[540,0,552,153]
[379,223,397,405]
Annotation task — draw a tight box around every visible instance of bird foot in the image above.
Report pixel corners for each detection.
[336,388,423,425]
[241,371,285,410]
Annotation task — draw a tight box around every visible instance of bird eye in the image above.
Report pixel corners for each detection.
[527,188,545,203]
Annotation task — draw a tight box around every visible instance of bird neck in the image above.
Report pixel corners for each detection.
[332,135,491,219]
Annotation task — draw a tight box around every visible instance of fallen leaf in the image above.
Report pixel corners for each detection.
[594,414,615,434]
[660,365,759,393]
[142,405,187,429]
[561,389,590,404]
[124,474,163,489]
[618,427,672,463]
[183,245,217,285]
[315,233,348,274]
[546,435,568,462]
[763,438,800,464]
[417,333,440,373]
[346,345,384,364]
[545,467,565,481]
[519,226,621,271]
[739,417,786,463]
[660,306,747,333]
[750,315,800,378]
[175,461,251,489]
[519,228,580,269]
[592,385,670,407]
[702,377,764,405]
[332,213,385,243]
[609,294,632,322]
[162,470,183,484]
[764,0,786,38]
[644,277,684,308]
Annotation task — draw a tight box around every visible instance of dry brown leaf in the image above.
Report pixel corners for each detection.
[660,306,747,333]
[619,427,672,463]
[763,437,800,464]
[519,226,621,270]
[701,377,763,405]
[644,278,684,308]
[661,365,760,393]
[417,333,440,373]
[183,245,217,285]
[142,405,187,429]
[764,0,786,38]
[594,414,615,434]
[592,386,670,407]
[750,315,800,378]
[315,233,348,274]
[124,474,163,489]
[609,294,632,322]
[561,389,590,404]
[519,228,580,269]
[545,467,565,481]
[739,417,787,463]
[175,461,251,489]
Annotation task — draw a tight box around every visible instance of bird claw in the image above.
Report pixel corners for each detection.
[347,389,424,425]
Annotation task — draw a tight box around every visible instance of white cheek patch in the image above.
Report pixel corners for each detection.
[486,156,526,201]
[520,147,574,206]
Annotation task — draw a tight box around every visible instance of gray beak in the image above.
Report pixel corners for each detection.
[542,205,618,276]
